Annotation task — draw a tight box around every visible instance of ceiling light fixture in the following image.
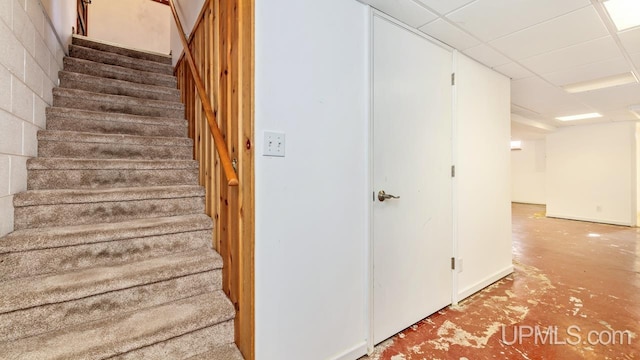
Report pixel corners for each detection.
[562,72,638,93]
[510,140,522,150]
[603,0,640,31]
[555,113,603,121]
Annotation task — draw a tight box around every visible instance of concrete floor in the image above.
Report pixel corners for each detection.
[362,203,640,359]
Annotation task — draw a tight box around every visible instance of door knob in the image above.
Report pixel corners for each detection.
[378,190,400,202]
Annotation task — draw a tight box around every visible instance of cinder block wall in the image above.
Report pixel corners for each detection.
[0,0,65,236]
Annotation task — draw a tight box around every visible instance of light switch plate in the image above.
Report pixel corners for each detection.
[263,131,285,157]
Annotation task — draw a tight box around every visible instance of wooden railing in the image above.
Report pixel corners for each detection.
[170,0,254,359]
[169,0,238,186]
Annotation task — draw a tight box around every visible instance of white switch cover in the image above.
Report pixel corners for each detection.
[263,131,286,157]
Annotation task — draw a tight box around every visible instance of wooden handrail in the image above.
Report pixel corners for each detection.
[169,0,239,187]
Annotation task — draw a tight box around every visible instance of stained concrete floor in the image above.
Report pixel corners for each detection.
[361,203,640,359]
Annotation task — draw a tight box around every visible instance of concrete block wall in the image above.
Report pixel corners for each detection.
[0,0,66,236]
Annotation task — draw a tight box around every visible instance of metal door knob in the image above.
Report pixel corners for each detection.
[378,190,400,202]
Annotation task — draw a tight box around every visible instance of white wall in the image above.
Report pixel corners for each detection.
[455,54,513,301]
[169,0,205,65]
[547,122,637,226]
[0,0,66,236]
[40,0,74,51]
[255,0,368,359]
[88,0,170,54]
[511,139,546,204]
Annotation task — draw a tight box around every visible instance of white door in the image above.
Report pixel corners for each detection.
[372,15,453,344]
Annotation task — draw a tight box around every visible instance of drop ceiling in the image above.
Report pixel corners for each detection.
[359,0,640,139]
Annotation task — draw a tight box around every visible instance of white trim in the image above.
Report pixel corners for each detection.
[364,3,375,355]
[545,213,634,227]
[451,50,459,305]
[457,265,514,301]
[328,342,368,360]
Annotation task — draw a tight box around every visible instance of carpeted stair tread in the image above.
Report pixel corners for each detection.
[14,185,204,206]
[70,44,174,75]
[59,71,181,102]
[72,34,172,65]
[0,214,212,253]
[0,249,223,314]
[0,271,221,342]
[36,129,194,159]
[28,157,197,170]
[0,215,214,279]
[64,57,177,88]
[53,88,185,118]
[186,343,245,360]
[0,291,234,360]
[27,158,199,190]
[39,130,191,147]
[46,107,187,137]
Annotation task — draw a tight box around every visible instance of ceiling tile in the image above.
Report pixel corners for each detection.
[446,0,590,42]
[413,0,476,15]
[541,56,631,86]
[519,36,621,76]
[603,109,640,122]
[494,62,534,80]
[511,77,595,116]
[364,0,438,28]
[618,27,640,54]
[489,6,609,60]
[462,44,510,67]
[573,82,640,112]
[418,19,480,50]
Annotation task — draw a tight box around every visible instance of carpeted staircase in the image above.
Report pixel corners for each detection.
[0,35,243,359]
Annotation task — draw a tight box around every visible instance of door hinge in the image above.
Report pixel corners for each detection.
[451,257,455,270]
[451,165,456,178]
[451,73,455,86]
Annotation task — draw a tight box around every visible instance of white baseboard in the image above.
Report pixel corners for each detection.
[546,213,633,227]
[456,265,514,302]
[329,341,368,360]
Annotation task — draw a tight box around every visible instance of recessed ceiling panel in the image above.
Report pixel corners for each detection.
[413,0,476,15]
[519,36,621,76]
[489,7,609,60]
[511,77,595,116]
[494,62,534,80]
[541,56,631,86]
[573,82,640,111]
[462,44,510,67]
[418,19,480,50]
[618,27,640,54]
[630,52,640,69]
[363,0,438,28]
[446,0,590,42]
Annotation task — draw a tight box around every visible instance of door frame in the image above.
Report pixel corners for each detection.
[365,9,459,354]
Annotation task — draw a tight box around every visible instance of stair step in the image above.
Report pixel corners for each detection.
[0,214,213,280]
[72,34,173,65]
[64,57,177,88]
[46,107,188,138]
[38,130,193,160]
[53,88,185,118]
[187,344,245,360]
[59,71,181,102]
[0,268,221,342]
[13,185,205,229]
[112,323,236,360]
[27,158,198,190]
[0,291,234,359]
[70,44,174,75]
